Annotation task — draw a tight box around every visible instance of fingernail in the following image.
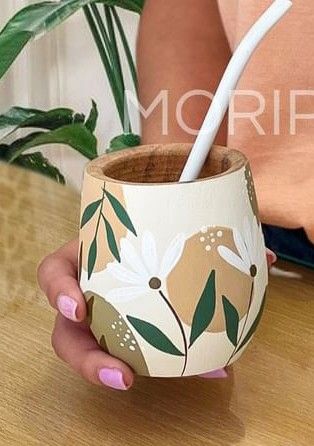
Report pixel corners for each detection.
[266,249,277,265]
[56,295,78,321]
[199,368,228,379]
[98,368,129,390]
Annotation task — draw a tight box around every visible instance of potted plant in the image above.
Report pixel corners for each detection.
[0,0,144,183]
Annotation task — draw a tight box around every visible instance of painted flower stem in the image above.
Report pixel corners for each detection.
[159,290,188,376]
[226,281,254,366]
[94,186,106,238]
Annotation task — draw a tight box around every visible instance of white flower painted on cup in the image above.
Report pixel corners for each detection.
[217,216,265,278]
[106,231,186,302]
[106,231,190,375]
[217,217,267,367]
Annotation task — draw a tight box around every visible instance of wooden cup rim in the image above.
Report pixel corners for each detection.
[86,143,247,186]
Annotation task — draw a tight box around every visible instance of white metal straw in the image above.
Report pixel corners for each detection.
[179,0,292,182]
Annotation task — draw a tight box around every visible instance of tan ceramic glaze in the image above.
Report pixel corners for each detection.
[79,144,268,377]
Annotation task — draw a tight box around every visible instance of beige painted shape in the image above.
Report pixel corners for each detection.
[80,176,127,273]
[167,227,253,333]
[85,291,150,376]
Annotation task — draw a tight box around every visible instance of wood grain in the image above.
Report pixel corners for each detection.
[89,144,245,184]
[0,162,313,446]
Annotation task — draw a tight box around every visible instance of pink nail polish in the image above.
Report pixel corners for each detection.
[266,248,277,265]
[56,295,78,321]
[199,368,228,379]
[99,368,129,390]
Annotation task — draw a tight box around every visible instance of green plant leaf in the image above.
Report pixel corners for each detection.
[85,100,98,132]
[2,131,43,158]
[13,151,65,184]
[0,0,143,80]
[0,107,41,140]
[222,296,240,347]
[0,145,8,159]
[102,215,121,262]
[88,237,97,279]
[80,200,102,228]
[108,133,141,152]
[104,189,137,235]
[127,316,184,357]
[4,124,97,162]
[23,108,85,129]
[0,30,32,80]
[103,6,125,103]
[83,5,125,130]
[189,270,216,348]
[111,7,138,92]
[0,106,85,141]
[236,291,267,353]
[105,0,144,13]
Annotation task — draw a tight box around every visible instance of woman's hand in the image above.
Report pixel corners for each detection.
[38,239,276,388]
[37,239,134,391]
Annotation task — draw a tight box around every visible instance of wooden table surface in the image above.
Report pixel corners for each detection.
[0,162,313,446]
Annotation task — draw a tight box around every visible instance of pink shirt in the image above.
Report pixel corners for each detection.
[217,0,314,241]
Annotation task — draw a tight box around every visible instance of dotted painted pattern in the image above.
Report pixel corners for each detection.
[110,316,139,352]
[199,228,225,252]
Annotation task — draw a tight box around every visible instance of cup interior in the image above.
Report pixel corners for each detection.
[87,144,246,185]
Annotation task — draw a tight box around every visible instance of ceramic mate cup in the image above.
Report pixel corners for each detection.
[79,144,268,377]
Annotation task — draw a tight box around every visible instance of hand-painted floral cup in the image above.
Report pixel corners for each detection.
[79,144,268,377]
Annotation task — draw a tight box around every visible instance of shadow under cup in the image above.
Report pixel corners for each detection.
[79,144,268,377]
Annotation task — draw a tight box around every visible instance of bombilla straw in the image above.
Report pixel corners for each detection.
[179,0,292,182]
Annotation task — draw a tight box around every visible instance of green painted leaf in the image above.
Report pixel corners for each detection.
[87,238,97,279]
[189,270,216,348]
[80,199,102,228]
[104,190,137,235]
[0,0,143,80]
[108,133,141,152]
[102,215,121,262]
[85,100,98,132]
[127,316,184,357]
[236,291,267,353]
[4,124,97,162]
[14,151,65,184]
[222,296,240,347]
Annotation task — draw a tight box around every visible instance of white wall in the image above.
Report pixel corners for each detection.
[0,1,140,189]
